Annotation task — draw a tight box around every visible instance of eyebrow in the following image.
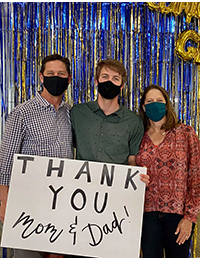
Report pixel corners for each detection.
[101,73,120,78]
[46,70,67,73]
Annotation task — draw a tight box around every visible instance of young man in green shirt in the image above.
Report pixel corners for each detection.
[70,59,149,184]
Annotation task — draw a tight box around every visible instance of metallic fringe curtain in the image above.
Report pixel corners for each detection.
[0,2,199,257]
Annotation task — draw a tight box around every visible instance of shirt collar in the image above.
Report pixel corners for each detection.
[35,92,65,108]
[88,100,124,118]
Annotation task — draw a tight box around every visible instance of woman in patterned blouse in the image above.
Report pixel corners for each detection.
[135,84,200,258]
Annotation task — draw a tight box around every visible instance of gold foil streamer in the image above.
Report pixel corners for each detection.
[168,14,172,97]
[108,3,112,58]
[198,65,200,138]
[98,3,102,61]
[116,3,120,60]
[72,6,86,54]
[119,5,123,63]
[193,224,197,257]
[156,11,159,85]
[38,3,42,93]
[11,3,15,100]
[53,4,56,53]
[197,212,200,257]
[86,3,90,102]
[48,5,51,56]
[147,2,200,23]
[42,3,45,61]
[191,64,196,130]
[59,4,61,55]
[72,3,77,104]
[32,4,35,97]
[138,5,142,112]
[65,3,68,58]
[80,3,84,102]
[149,10,153,84]
[21,4,26,103]
[67,2,72,105]
[38,4,41,64]
[129,3,133,111]
[181,59,184,123]
[51,4,54,54]
[17,4,20,104]
[93,3,101,99]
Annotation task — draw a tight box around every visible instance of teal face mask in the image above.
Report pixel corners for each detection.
[145,102,166,122]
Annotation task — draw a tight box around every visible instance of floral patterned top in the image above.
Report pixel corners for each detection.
[135,123,200,223]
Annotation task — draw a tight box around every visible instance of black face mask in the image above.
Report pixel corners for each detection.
[43,76,68,96]
[98,80,121,99]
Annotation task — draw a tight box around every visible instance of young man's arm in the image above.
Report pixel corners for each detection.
[128,155,149,185]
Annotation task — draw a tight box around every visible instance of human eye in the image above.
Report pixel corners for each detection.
[46,71,54,76]
[102,74,108,79]
[114,77,120,81]
[58,72,67,77]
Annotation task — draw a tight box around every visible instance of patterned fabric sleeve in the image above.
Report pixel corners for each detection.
[0,107,25,186]
[183,126,200,223]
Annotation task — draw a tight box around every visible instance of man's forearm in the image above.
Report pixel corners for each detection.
[0,184,9,223]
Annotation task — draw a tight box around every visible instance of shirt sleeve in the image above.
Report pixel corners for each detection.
[129,115,144,156]
[0,108,24,186]
[183,127,200,223]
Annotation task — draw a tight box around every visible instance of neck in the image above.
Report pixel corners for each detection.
[41,89,62,111]
[97,95,120,115]
[148,117,166,133]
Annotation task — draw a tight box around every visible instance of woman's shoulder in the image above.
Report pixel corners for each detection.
[175,123,196,132]
[173,123,198,140]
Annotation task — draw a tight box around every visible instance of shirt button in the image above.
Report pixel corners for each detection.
[101,133,103,136]
[99,148,101,152]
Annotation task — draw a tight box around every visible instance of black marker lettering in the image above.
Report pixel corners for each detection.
[124,169,139,190]
[46,159,64,177]
[75,161,91,182]
[17,156,34,174]
[49,185,64,210]
[100,164,115,187]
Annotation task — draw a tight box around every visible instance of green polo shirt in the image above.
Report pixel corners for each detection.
[70,100,144,165]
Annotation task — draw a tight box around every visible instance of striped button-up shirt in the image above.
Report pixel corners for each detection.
[0,92,73,186]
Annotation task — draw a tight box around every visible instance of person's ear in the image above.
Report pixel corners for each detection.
[39,73,44,84]
[142,104,145,112]
[120,83,124,90]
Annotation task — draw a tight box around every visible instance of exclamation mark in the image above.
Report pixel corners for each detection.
[124,205,129,217]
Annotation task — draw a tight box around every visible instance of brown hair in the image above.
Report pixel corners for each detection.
[40,54,71,75]
[95,59,127,84]
[139,84,180,131]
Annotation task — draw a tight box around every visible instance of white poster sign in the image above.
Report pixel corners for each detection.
[1,154,146,258]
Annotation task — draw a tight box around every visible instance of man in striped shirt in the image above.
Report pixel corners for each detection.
[0,54,73,257]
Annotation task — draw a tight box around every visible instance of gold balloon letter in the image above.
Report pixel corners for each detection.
[176,30,200,64]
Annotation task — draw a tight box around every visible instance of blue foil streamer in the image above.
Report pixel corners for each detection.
[0,2,199,136]
[0,3,3,137]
